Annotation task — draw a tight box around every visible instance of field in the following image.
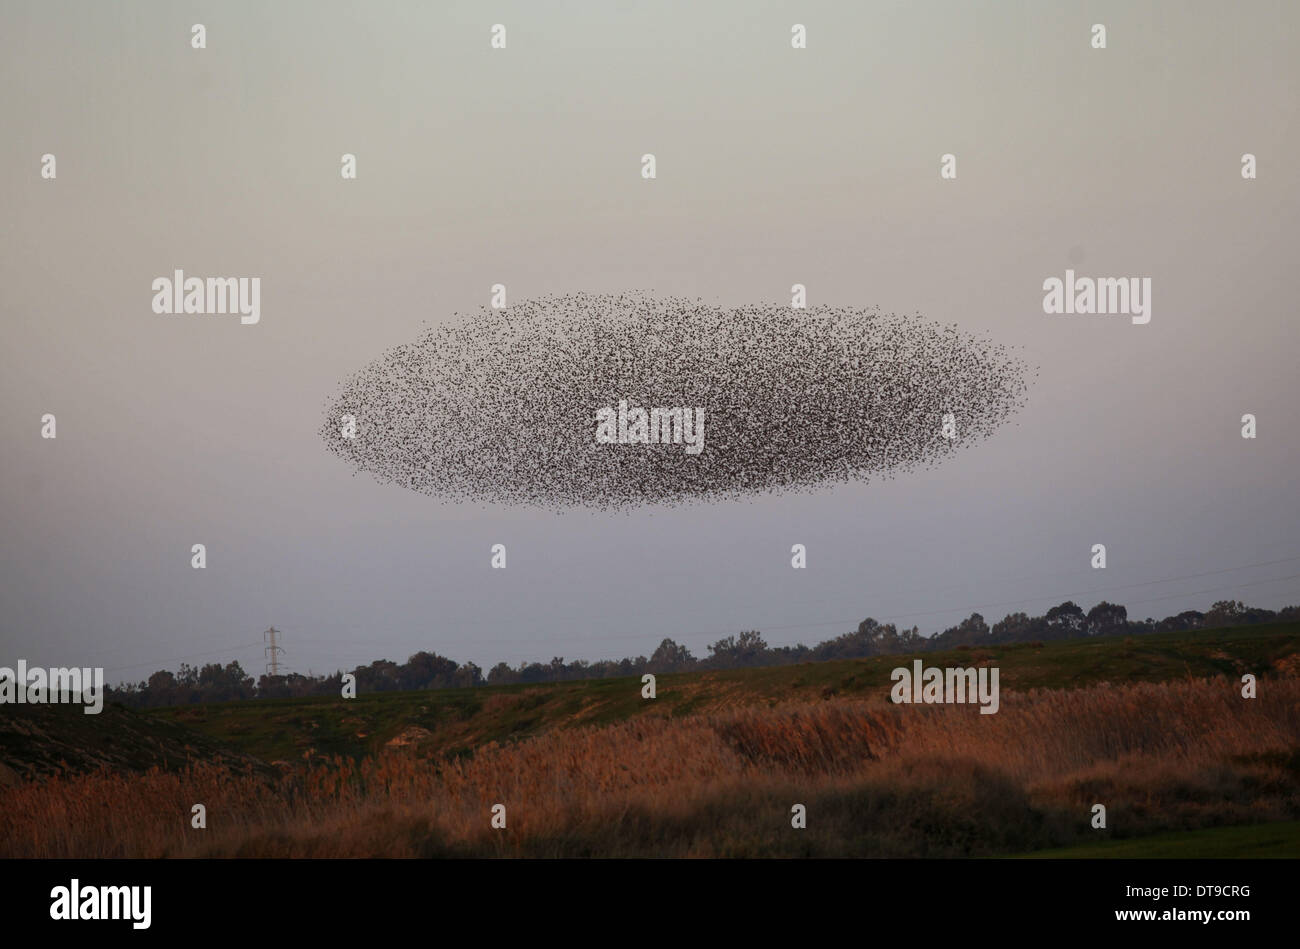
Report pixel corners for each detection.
[152,622,1300,764]
[1,622,1298,858]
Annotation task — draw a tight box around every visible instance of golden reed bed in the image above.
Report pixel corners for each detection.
[4,677,1297,858]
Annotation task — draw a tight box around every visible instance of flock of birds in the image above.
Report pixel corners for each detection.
[320,292,1031,510]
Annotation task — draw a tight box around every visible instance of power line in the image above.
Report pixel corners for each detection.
[101,556,1300,677]
[104,640,264,674]
[288,551,1300,651]
[302,571,1300,666]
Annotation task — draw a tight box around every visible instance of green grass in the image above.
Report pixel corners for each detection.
[144,621,1300,764]
[0,700,269,781]
[1015,820,1300,858]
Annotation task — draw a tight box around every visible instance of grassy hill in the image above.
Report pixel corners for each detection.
[0,699,266,784]
[4,621,1297,858]
[147,621,1300,765]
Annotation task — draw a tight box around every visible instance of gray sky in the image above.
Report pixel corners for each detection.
[2,0,1298,684]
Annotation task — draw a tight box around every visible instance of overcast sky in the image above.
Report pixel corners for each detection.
[2,0,1298,684]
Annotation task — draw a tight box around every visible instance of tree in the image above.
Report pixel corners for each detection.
[1085,601,1128,636]
[147,669,177,691]
[991,612,1044,642]
[930,613,990,649]
[486,662,516,685]
[454,662,483,688]
[1044,601,1086,638]
[648,638,695,673]
[1204,600,1245,624]
[399,651,460,690]
[1155,610,1203,632]
[705,630,770,668]
[354,659,401,692]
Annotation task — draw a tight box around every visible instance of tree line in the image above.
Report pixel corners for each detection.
[107,598,1298,708]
